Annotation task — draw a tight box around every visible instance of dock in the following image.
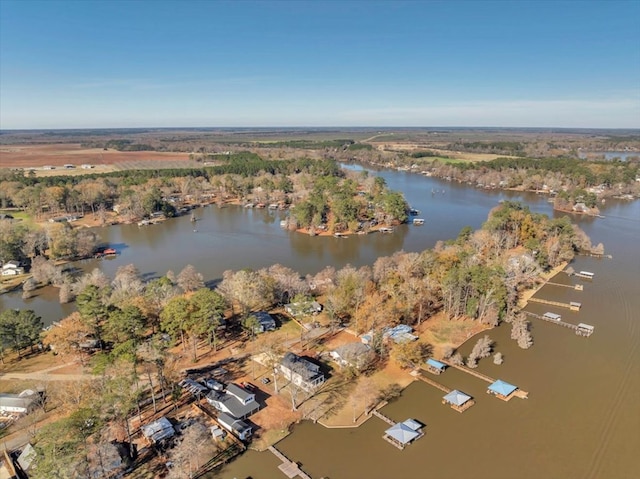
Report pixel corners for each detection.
[523,311,594,337]
[268,446,312,479]
[372,409,396,426]
[547,281,584,291]
[412,370,451,393]
[439,359,528,400]
[527,297,582,311]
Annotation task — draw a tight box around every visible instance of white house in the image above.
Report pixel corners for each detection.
[0,391,36,414]
[1,261,24,276]
[280,352,325,391]
[206,383,260,419]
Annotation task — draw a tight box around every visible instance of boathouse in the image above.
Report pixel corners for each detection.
[425,358,447,375]
[542,312,562,321]
[442,390,475,412]
[576,323,595,337]
[570,301,582,311]
[577,271,594,279]
[383,419,424,450]
[487,380,518,401]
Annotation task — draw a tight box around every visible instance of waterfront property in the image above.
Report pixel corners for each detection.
[206,383,260,420]
[1,260,25,276]
[442,390,475,413]
[330,342,373,370]
[383,419,425,450]
[425,358,447,375]
[487,380,519,401]
[280,352,325,391]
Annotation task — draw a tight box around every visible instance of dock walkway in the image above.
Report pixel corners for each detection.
[439,360,494,383]
[268,446,312,479]
[371,409,395,426]
[527,297,580,310]
[412,370,452,393]
[523,311,594,337]
[547,281,584,291]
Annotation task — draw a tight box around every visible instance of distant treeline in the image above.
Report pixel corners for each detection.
[449,141,527,156]
[6,157,344,188]
[455,156,640,186]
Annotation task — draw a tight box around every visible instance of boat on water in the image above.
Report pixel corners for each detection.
[379,227,395,233]
[409,208,420,216]
[94,248,117,258]
[412,218,425,225]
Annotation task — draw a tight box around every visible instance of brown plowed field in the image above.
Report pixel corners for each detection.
[0,143,190,168]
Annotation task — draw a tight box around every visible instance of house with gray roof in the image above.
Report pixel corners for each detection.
[141,417,175,444]
[0,391,36,414]
[280,352,325,391]
[250,311,277,333]
[330,342,374,370]
[206,383,260,419]
[217,412,252,441]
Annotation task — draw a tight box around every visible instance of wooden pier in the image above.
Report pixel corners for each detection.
[547,281,584,291]
[372,409,396,426]
[523,311,594,337]
[268,446,312,479]
[413,370,451,393]
[439,360,494,383]
[527,297,581,311]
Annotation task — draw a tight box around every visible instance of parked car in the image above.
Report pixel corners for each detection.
[205,379,224,391]
[261,377,271,385]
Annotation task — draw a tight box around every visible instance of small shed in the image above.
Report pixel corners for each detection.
[425,359,447,375]
[487,380,518,401]
[442,390,474,412]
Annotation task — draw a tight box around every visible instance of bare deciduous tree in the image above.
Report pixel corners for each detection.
[177,264,204,293]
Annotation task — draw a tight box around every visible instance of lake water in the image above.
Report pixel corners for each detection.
[578,150,639,161]
[2,164,639,479]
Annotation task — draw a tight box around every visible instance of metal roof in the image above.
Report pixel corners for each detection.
[385,422,421,445]
[488,380,517,396]
[141,417,175,443]
[443,389,472,406]
[426,359,446,370]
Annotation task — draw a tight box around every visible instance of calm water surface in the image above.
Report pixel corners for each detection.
[2,166,639,479]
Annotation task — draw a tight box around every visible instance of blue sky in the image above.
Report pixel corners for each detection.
[1,0,639,129]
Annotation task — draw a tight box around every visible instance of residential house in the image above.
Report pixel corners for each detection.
[0,391,36,414]
[206,383,260,419]
[284,301,322,317]
[1,261,24,276]
[250,311,277,333]
[330,342,373,370]
[280,352,325,391]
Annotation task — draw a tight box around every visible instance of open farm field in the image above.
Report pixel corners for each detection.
[0,143,190,169]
